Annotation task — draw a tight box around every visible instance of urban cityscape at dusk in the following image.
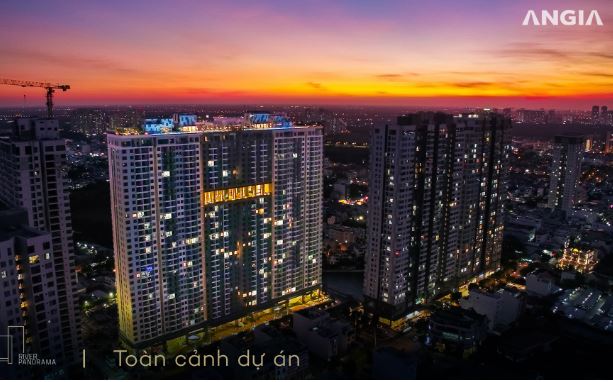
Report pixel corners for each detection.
[0,1,612,381]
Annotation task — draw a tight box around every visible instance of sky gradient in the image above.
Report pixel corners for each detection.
[0,0,612,109]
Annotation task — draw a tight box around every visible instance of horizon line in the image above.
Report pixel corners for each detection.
[0,101,606,112]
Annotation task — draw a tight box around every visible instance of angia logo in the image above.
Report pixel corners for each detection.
[522,10,604,26]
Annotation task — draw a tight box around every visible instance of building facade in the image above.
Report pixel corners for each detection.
[547,135,584,212]
[0,208,63,375]
[364,112,510,322]
[0,118,80,363]
[107,113,323,348]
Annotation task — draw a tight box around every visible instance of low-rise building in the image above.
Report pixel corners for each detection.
[504,222,537,243]
[525,269,561,297]
[552,287,613,332]
[505,214,541,243]
[427,308,488,356]
[460,287,524,332]
[292,307,355,361]
[327,225,356,244]
[557,246,599,274]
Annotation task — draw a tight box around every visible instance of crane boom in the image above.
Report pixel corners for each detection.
[0,78,70,118]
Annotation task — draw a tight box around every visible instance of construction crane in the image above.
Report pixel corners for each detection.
[0,78,70,118]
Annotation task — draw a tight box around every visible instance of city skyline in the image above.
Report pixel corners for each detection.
[1,1,613,379]
[1,0,612,109]
[1,104,612,379]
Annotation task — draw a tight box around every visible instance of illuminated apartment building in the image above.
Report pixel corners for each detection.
[0,118,80,362]
[0,207,63,373]
[548,135,584,212]
[454,114,509,285]
[363,112,510,324]
[107,113,323,348]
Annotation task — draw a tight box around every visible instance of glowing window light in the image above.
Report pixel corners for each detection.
[202,183,272,205]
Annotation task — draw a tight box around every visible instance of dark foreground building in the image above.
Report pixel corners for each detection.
[0,118,81,366]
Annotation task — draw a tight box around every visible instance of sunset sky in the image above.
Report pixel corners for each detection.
[0,0,612,109]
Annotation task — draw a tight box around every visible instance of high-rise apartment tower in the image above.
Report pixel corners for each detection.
[548,135,584,212]
[363,112,511,324]
[0,118,80,363]
[107,113,323,349]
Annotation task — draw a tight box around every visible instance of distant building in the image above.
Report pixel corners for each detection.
[548,136,584,212]
[459,287,524,332]
[592,106,600,124]
[517,109,546,124]
[603,107,613,125]
[605,132,613,154]
[584,135,594,152]
[427,307,488,356]
[525,269,561,297]
[364,112,511,324]
[292,307,355,361]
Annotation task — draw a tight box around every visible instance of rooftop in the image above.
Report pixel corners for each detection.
[295,306,329,320]
[110,112,318,136]
[430,307,487,329]
[553,287,613,332]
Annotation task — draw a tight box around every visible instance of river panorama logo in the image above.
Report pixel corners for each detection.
[522,9,604,26]
[0,326,57,366]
